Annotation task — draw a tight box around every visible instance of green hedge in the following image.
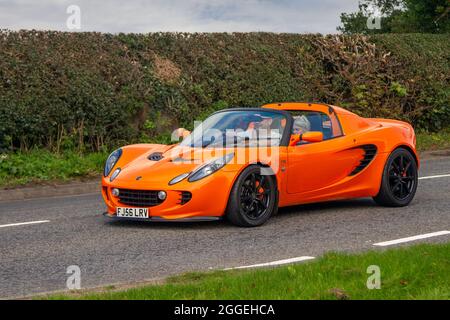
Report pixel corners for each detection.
[0,31,448,152]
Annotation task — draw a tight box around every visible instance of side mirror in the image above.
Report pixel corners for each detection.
[301,131,323,143]
[173,128,191,141]
[289,131,323,146]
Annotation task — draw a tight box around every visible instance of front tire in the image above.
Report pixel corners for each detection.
[373,148,418,207]
[226,165,278,227]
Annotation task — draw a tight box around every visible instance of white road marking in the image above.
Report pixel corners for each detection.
[0,220,50,229]
[224,256,316,270]
[373,231,450,247]
[419,174,450,180]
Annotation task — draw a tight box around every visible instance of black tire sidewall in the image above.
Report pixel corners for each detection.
[227,165,277,227]
[379,148,418,206]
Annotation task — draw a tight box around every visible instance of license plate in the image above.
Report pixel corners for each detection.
[116,207,149,219]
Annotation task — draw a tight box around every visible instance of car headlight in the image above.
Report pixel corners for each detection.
[110,168,121,182]
[188,153,234,182]
[104,148,122,177]
[168,172,190,186]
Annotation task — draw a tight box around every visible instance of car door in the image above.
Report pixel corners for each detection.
[286,111,362,194]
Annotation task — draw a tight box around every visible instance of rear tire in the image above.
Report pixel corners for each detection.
[373,148,418,207]
[226,165,278,227]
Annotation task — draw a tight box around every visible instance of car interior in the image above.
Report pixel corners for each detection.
[290,111,334,142]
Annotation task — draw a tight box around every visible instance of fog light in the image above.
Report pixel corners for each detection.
[157,191,167,201]
[112,188,120,197]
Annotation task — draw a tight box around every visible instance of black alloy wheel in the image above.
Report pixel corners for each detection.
[226,165,277,227]
[388,153,416,201]
[374,148,418,207]
[240,172,272,220]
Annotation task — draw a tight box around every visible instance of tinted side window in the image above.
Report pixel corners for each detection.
[290,111,343,141]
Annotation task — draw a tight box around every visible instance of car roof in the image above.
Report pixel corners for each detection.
[262,102,356,116]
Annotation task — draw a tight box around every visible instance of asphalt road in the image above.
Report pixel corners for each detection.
[0,156,449,298]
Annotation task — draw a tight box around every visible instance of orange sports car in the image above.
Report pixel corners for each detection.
[102,102,419,227]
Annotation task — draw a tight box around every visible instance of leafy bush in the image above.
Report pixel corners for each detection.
[0,31,448,152]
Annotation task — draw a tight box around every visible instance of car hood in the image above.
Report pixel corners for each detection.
[112,145,239,184]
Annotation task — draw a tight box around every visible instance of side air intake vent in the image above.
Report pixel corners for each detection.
[148,152,164,161]
[349,144,377,176]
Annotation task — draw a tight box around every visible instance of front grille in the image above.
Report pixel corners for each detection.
[118,189,164,207]
[178,191,192,205]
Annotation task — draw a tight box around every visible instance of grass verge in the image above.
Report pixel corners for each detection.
[0,149,107,188]
[44,243,450,300]
[416,129,450,151]
[0,128,448,189]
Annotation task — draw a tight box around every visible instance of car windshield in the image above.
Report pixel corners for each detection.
[180,110,287,148]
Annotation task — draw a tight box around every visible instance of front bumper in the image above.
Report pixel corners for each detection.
[101,170,238,220]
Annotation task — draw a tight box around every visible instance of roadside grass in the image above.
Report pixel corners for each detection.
[44,243,450,300]
[416,128,450,151]
[0,128,448,189]
[0,149,107,188]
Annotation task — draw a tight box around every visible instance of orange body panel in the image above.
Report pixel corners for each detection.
[101,102,419,220]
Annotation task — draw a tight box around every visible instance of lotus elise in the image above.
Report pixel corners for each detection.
[102,102,419,227]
